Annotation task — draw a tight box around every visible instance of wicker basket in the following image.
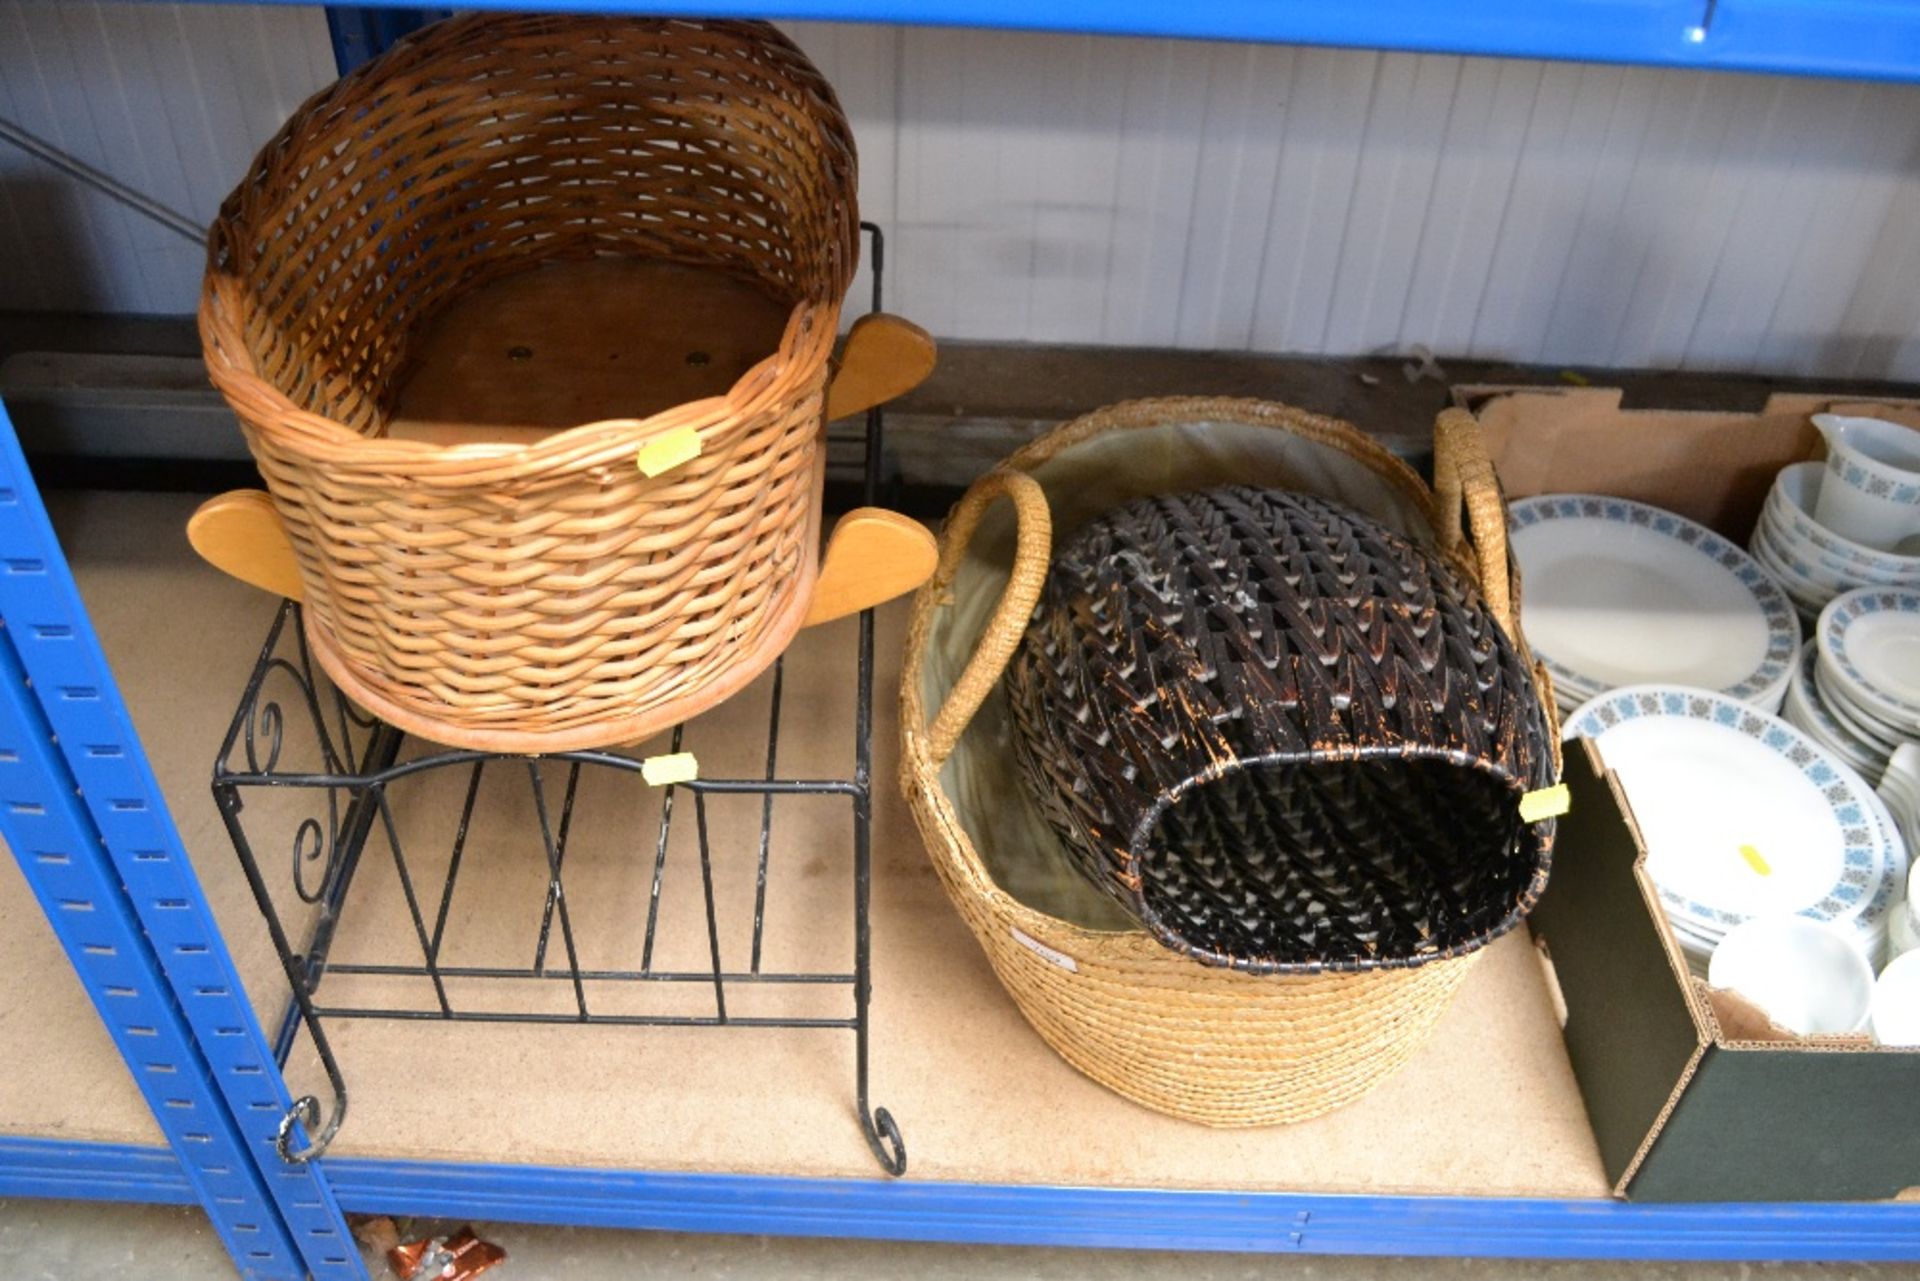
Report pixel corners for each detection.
[200,15,861,752]
[900,398,1561,1125]
[1004,486,1556,973]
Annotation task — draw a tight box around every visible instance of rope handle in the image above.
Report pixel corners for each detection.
[924,468,1053,766]
[1434,408,1564,777]
[1432,407,1514,636]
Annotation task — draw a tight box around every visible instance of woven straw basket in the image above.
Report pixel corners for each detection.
[200,15,861,752]
[900,398,1561,1125]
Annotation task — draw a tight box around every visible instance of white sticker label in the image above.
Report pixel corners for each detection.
[1010,927,1078,973]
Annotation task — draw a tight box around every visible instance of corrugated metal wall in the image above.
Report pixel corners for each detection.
[0,1,334,314]
[6,5,1920,379]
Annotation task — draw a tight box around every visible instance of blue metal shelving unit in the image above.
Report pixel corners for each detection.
[10,3,1920,1276]
[0,406,368,1280]
[255,0,1920,84]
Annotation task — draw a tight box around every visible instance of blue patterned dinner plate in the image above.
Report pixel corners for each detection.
[1563,685,1892,933]
[1818,587,1920,733]
[1512,495,1799,708]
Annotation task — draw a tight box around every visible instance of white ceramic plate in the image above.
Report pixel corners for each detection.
[1513,496,1799,707]
[1788,709,1887,779]
[1563,686,1887,933]
[1784,643,1889,776]
[1856,786,1906,932]
[1818,588,1920,734]
[1814,659,1908,752]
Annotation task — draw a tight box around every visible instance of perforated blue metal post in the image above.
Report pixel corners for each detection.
[0,402,369,1281]
[0,632,308,1279]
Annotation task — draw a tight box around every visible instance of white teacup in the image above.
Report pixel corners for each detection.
[1708,915,1875,1036]
[1813,414,1920,552]
[1872,949,1920,1045]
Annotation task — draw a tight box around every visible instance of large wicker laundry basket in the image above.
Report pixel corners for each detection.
[900,399,1562,1125]
[200,14,864,752]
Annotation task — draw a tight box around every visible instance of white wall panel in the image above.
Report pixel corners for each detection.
[0,1,332,315]
[8,9,1920,380]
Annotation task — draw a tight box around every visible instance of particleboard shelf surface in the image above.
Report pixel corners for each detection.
[0,491,1608,1199]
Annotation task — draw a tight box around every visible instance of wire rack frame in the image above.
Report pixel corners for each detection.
[209,224,905,1177]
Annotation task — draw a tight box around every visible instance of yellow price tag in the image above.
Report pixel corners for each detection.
[636,426,702,478]
[641,752,700,787]
[1519,783,1571,823]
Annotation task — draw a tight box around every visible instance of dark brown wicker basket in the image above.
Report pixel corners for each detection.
[1003,485,1556,974]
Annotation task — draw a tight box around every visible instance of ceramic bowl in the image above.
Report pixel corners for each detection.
[1762,506,1907,593]
[1813,415,1920,552]
[1757,514,1854,594]
[1891,902,1920,963]
[1872,949,1920,1045]
[1708,916,1875,1036]
[1769,463,1920,583]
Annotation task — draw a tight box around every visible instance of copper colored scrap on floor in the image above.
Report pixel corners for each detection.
[390,1226,507,1281]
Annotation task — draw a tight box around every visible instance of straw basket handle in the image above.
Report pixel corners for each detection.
[924,468,1053,767]
[1433,408,1563,771]
[1432,407,1514,636]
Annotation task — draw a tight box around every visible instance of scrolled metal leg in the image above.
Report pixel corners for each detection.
[861,1103,906,1176]
[217,779,355,1163]
[275,1088,345,1165]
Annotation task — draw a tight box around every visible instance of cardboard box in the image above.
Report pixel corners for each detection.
[1466,385,1920,1203]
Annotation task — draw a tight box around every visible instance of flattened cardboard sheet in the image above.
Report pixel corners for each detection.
[1642,1039,1920,1202]
[1528,743,1704,1193]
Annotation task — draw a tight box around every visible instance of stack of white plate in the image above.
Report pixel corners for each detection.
[1749,463,1920,622]
[1876,745,1920,964]
[1782,640,1892,783]
[1814,587,1920,769]
[1563,685,1905,974]
[1510,495,1800,715]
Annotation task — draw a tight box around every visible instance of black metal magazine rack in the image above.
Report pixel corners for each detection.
[210,224,906,1177]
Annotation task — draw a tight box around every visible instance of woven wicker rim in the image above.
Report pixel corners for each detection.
[198,15,857,477]
[1125,749,1549,975]
[201,278,839,476]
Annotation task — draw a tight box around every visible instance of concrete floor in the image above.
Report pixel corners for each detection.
[1,1200,1914,1281]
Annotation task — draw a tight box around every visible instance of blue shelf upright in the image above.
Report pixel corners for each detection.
[0,399,370,1281]
[324,5,448,71]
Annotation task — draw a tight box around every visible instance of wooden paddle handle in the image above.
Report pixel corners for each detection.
[187,490,305,601]
[826,313,936,422]
[802,508,938,628]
